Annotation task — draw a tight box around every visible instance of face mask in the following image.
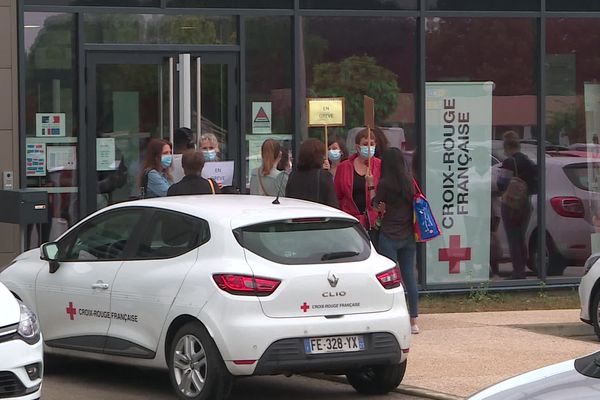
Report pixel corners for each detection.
[203,150,217,161]
[328,149,342,162]
[161,155,173,169]
[359,145,376,159]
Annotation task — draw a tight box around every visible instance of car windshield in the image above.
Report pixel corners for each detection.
[234,218,370,265]
[563,162,600,192]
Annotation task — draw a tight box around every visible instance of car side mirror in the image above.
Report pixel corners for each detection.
[40,242,60,273]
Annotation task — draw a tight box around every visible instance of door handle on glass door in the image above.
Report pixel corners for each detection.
[92,282,109,290]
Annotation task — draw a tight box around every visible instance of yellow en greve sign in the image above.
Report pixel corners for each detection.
[307,97,345,127]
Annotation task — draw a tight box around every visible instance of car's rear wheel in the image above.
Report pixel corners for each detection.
[346,361,406,395]
[529,233,566,276]
[591,291,600,341]
[168,322,233,400]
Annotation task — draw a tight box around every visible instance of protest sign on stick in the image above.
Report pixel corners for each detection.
[307,97,345,158]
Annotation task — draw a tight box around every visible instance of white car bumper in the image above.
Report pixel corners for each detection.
[0,334,43,400]
[201,294,411,376]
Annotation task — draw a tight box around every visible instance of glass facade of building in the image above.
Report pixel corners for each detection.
[18,0,600,290]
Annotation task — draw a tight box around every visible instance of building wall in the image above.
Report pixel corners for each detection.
[13,4,600,288]
[0,0,20,269]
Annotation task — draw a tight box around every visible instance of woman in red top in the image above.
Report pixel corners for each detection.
[334,128,381,230]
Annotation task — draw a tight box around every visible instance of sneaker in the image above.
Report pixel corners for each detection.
[411,324,420,334]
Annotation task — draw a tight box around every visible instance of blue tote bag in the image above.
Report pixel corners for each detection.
[412,179,442,242]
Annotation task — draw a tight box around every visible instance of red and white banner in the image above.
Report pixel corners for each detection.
[425,82,493,284]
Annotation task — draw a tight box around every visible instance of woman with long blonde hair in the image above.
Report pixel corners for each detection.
[249,139,288,197]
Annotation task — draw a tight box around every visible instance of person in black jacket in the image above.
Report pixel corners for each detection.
[167,150,220,196]
[371,148,419,333]
[498,131,537,280]
[285,138,338,208]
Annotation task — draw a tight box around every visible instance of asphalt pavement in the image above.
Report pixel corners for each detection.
[397,308,599,399]
[41,309,597,400]
[42,355,423,400]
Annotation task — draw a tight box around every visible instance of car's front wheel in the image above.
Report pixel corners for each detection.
[168,322,233,400]
[346,361,406,395]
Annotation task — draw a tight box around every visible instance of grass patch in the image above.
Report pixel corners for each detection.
[420,287,580,314]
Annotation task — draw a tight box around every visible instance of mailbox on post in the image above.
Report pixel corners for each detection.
[0,189,48,225]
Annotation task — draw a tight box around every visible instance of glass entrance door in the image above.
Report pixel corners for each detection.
[85,51,238,214]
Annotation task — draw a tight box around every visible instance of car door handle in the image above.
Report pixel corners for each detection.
[91,283,109,290]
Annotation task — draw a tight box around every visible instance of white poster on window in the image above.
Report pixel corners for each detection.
[425,82,493,284]
[584,83,600,249]
[96,138,116,171]
[171,154,185,183]
[47,146,77,171]
[252,102,272,134]
[36,113,66,137]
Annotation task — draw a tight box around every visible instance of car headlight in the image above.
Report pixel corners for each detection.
[17,303,40,345]
[584,255,600,276]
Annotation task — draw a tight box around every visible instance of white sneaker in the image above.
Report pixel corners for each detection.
[411,324,420,334]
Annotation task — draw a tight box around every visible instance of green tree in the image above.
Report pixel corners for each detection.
[310,55,399,129]
[547,106,586,144]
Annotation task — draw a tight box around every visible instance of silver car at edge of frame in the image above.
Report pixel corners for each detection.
[468,351,600,400]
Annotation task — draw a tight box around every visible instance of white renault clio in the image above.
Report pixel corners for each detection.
[0,281,43,400]
[0,195,411,400]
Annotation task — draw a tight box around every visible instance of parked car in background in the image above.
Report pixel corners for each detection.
[519,139,568,152]
[0,281,43,400]
[468,351,600,399]
[491,141,598,275]
[548,149,600,158]
[569,143,600,153]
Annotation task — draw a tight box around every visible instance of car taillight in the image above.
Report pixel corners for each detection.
[376,266,402,289]
[212,274,280,296]
[550,197,584,218]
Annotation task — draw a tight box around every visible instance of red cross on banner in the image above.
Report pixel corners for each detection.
[438,235,471,274]
[300,302,310,313]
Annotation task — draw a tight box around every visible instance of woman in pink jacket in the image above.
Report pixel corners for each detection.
[334,128,381,231]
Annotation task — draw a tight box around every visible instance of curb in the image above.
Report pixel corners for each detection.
[395,384,464,400]
[304,373,464,400]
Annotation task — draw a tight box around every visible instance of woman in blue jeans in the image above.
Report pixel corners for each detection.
[371,148,419,334]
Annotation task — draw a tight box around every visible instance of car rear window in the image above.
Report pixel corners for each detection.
[234,218,370,265]
[563,163,600,192]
